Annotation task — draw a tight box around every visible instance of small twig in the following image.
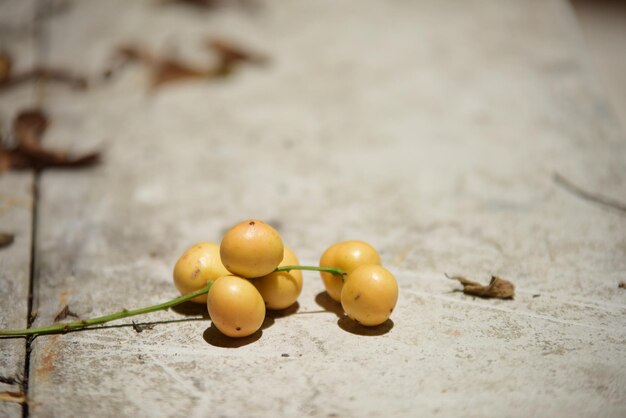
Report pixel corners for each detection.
[0,283,213,336]
[275,265,345,276]
[554,173,626,213]
[131,321,155,333]
[0,265,344,337]
[53,305,79,322]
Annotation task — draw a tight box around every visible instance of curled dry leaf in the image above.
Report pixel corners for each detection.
[163,0,226,9]
[207,37,268,76]
[0,232,14,248]
[0,50,86,92]
[446,274,515,299]
[0,52,11,83]
[0,391,26,403]
[53,304,79,322]
[116,45,213,88]
[162,0,258,11]
[114,38,266,89]
[0,108,100,172]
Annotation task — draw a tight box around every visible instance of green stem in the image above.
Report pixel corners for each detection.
[275,265,346,276]
[0,282,213,337]
[0,264,344,338]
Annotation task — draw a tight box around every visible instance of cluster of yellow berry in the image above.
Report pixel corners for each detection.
[173,219,398,338]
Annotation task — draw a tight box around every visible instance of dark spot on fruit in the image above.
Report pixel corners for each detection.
[236,327,241,331]
[249,221,255,226]
[389,308,393,313]
[192,268,200,279]
[354,293,361,301]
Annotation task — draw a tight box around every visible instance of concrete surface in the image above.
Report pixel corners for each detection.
[1,0,625,417]
[0,2,37,417]
[572,0,626,131]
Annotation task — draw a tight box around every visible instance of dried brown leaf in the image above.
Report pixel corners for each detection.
[165,0,223,8]
[0,391,26,403]
[53,305,79,323]
[152,59,211,89]
[447,274,515,299]
[14,109,48,147]
[0,109,100,172]
[116,45,211,89]
[0,51,86,92]
[117,45,156,65]
[114,39,267,90]
[132,321,155,333]
[162,0,257,11]
[0,52,12,83]
[0,232,14,248]
[207,37,267,76]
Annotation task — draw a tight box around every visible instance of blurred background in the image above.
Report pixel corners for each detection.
[571,0,626,130]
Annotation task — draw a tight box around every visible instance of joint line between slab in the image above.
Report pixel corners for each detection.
[21,171,39,418]
[22,1,48,416]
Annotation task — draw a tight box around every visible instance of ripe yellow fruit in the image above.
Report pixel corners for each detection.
[173,242,230,303]
[319,240,381,302]
[341,264,398,326]
[207,275,266,338]
[220,219,284,278]
[252,246,303,310]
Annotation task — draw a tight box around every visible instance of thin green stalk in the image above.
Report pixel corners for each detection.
[275,265,346,276]
[0,282,213,337]
[0,264,344,338]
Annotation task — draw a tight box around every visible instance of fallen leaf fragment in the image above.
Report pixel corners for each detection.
[446,274,515,299]
[0,51,86,92]
[0,232,14,248]
[132,321,155,333]
[162,0,258,11]
[207,37,268,76]
[53,305,79,322]
[0,53,11,83]
[163,0,224,9]
[0,108,100,172]
[619,282,625,289]
[0,391,26,403]
[116,45,214,88]
[114,38,267,90]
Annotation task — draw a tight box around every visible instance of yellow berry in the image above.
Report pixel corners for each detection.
[220,219,284,278]
[319,240,381,302]
[207,275,266,337]
[252,246,303,310]
[341,264,398,326]
[173,242,230,303]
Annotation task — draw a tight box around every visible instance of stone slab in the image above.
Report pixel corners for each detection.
[7,0,626,417]
[0,1,37,417]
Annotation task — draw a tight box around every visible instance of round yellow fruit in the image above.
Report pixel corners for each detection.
[220,219,284,278]
[319,240,381,302]
[207,275,266,338]
[341,264,398,326]
[173,242,230,303]
[252,246,303,310]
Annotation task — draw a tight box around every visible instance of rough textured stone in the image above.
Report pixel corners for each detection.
[0,1,37,417]
[1,0,625,417]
